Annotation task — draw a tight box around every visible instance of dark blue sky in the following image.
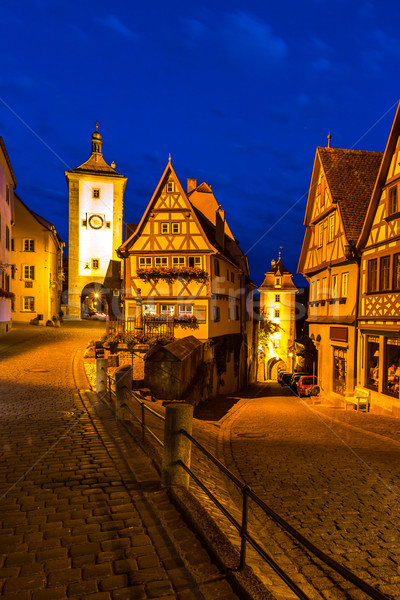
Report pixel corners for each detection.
[1,1,398,287]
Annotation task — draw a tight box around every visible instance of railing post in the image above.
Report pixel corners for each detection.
[161,402,193,490]
[240,485,250,570]
[115,365,132,420]
[96,358,108,397]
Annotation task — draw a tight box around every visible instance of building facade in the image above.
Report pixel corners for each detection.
[117,160,256,393]
[0,137,16,334]
[11,194,64,324]
[298,145,382,405]
[356,103,400,416]
[258,254,297,379]
[65,125,127,318]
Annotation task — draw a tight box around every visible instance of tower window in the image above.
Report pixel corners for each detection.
[81,219,87,227]
[92,259,100,270]
[274,309,280,318]
[105,221,111,228]
[275,277,281,288]
[275,294,280,303]
[92,188,100,199]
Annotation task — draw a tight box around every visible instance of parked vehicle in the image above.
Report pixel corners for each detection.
[279,372,293,387]
[277,370,290,384]
[290,372,310,391]
[297,375,318,397]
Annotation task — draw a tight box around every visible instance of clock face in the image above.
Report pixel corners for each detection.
[88,214,104,229]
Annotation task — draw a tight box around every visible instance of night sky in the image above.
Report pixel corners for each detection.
[1,1,399,288]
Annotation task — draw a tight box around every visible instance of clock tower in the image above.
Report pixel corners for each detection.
[65,124,127,318]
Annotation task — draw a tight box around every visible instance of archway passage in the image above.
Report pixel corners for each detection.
[81,282,108,319]
[267,357,286,380]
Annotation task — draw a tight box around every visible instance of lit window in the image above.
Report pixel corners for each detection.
[329,214,335,242]
[155,257,168,267]
[275,294,280,303]
[274,309,280,318]
[92,259,100,270]
[160,304,174,315]
[275,277,281,288]
[172,257,185,266]
[274,339,280,349]
[171,222,180,234]
[24,239,35,252]
[92,188,100,199]
[23,265,35,280]
[178,304,193,315]
[166,181,175,193]
[143,304,156,315]
[341,272,349,298]
[188,256,202,268]
[160,223,169,234]
[23,296,35,311]
[318,222,324,247]
[139,257,152,268]
[388,186,398,215]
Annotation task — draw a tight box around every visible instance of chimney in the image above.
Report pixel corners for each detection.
[215,207,225,250]
[187,178,197,193]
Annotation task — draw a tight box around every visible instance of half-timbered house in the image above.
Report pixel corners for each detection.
[117,159,256,392]
[298,145,382,405]
[356,103,400,415]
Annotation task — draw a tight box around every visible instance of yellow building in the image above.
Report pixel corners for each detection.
[258,253,297,379]
[356,102,400,416]
[11,194,64,324]
[0,137,16,334]
[117,159,256,392]
[65,125,127,318]
[298,144,382,405]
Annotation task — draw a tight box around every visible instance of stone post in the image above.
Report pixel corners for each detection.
[162,403,193,490]
[96,358,108,397]
[115,365,132,420]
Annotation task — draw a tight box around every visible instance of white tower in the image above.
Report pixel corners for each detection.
[65,124,127,318]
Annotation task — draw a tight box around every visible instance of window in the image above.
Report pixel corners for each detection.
[23,297,35,311]
[318,222,324,247]
[188,256,202,268]
[6,185,9,205]
[172,256,185,266]
[105,221,111,228]
[316,279,321,300]
[231,271,235,283]
[166,181,175,193]
[143,304,156,316]
[214,259,220,276]
[393,254,400,290]
[384,338,400,397]
[234,305,239,321]
[274,309,280,318]
[24,239,35,252]
[273,339,280,349]
[81,219,87,227]
[388,186,398,215]
[333,347,347,395]
[275,294,280,303]
[11,265,16,279]
[11,238,14,251]
[6,225,10,250]
[332,274,338,298]
[92,259,100,270]
[23,265,35,280]
[367,259,378,293]
[366,335,379,391]
[213,306,220,322]
[171,222,180,234]
[155,257,168,267]
[25,281,33,288]
[380,256,390,291]
[329,214,335,242]
[341,272,348,298]
[322,277,327,298]
[5,273,9,291]
[139,257,152,268]
[178,304,193,316]
[160,304,174,315]
[160,223,169,234]
[275,277,281,288]
[92,188,100,199]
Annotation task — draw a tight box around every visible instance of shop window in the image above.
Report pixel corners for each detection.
[333,347,347,395]
[366,335,379,391]
[367,259,378,292]
[384,338,400,397]
[380,256,390,291]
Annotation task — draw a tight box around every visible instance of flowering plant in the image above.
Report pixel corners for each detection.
[0,289,15,299]
[136,266,208,284]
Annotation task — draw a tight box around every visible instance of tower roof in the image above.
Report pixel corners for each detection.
[66,124,124,177]
[259,254,297,291]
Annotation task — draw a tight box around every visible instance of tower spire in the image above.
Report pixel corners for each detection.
[327,130,332,148]
[91,122,102,155]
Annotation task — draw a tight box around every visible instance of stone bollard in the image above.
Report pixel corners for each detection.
[96,358,108,398]
[115,365,132,420]
[161,403,193,490]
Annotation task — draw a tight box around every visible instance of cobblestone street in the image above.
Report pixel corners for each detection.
[212,382,400,600]
[0,323,240,600]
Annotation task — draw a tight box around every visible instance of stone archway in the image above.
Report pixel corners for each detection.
[267,357,286,380]
[81,282,108,319]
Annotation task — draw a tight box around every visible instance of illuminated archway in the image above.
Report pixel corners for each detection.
[81,282,108,318]
[267,357,286,380]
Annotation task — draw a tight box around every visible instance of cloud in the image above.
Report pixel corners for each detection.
[221,10,288,64]
[95,15,138,40]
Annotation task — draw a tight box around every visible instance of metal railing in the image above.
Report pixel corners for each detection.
[105,375,390,600]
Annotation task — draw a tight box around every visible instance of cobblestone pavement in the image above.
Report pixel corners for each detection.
[0,323,240,600]
[212,382,400,600]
